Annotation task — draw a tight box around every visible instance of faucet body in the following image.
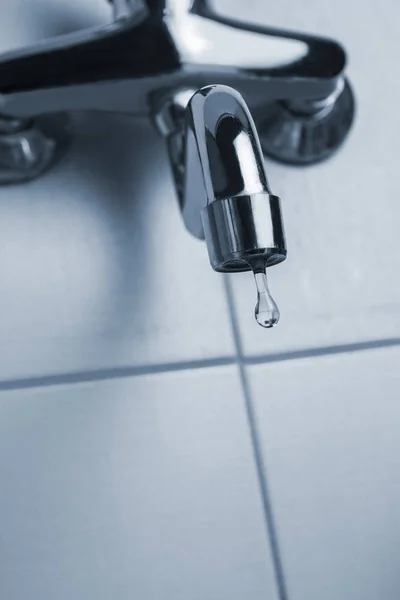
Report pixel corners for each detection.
[0,0,354,178]
[0,0,355,318]
[0,0,346,117]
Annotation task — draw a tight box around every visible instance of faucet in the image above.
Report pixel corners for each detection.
[0,0,355,327]
[157,84,287,327]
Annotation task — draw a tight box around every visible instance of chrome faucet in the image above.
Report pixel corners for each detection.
[157,84,286,327]
[0,0,355,327]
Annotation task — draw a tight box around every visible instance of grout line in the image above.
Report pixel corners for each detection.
[223,275,289,600]
[0,336,400,392]
[2,337,400,394]
[244,337,400,366]
[0,356,235,393]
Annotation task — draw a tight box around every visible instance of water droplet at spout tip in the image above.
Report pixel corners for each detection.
[255,308,280,328]
[253,269,280,329]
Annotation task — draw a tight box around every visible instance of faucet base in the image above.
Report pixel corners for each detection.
[0,113,71,184]
[259,78,355,166]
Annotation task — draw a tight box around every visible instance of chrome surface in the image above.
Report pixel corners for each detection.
[110,0,146,21]
[0,0,346,118]
[0,0,353,181]
[283,76,346,118]
[165,85,286,272]
[259,77,355,166]
[0,113,71,184]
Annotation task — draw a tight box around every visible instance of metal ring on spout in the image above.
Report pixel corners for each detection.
[182,85,287,271]
[201,191,286,272]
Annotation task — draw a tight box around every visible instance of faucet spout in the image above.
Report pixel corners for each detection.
[155,84,287,327]
[181,85,287,273]
[185,85,271,204]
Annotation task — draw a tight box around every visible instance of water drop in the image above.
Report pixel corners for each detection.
[253,269,280,328]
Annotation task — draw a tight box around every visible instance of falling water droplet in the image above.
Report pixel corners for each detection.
[253,269,280,328]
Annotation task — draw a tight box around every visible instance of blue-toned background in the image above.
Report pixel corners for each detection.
[0,1,399,599]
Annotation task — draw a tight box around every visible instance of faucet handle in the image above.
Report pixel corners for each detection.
[0,113,71,184]
[258,77,355,166]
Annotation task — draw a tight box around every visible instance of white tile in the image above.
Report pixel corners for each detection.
[0,111,235,379]
[226,0,400,356]
[248,346,400,600]
[0,366,278,600]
